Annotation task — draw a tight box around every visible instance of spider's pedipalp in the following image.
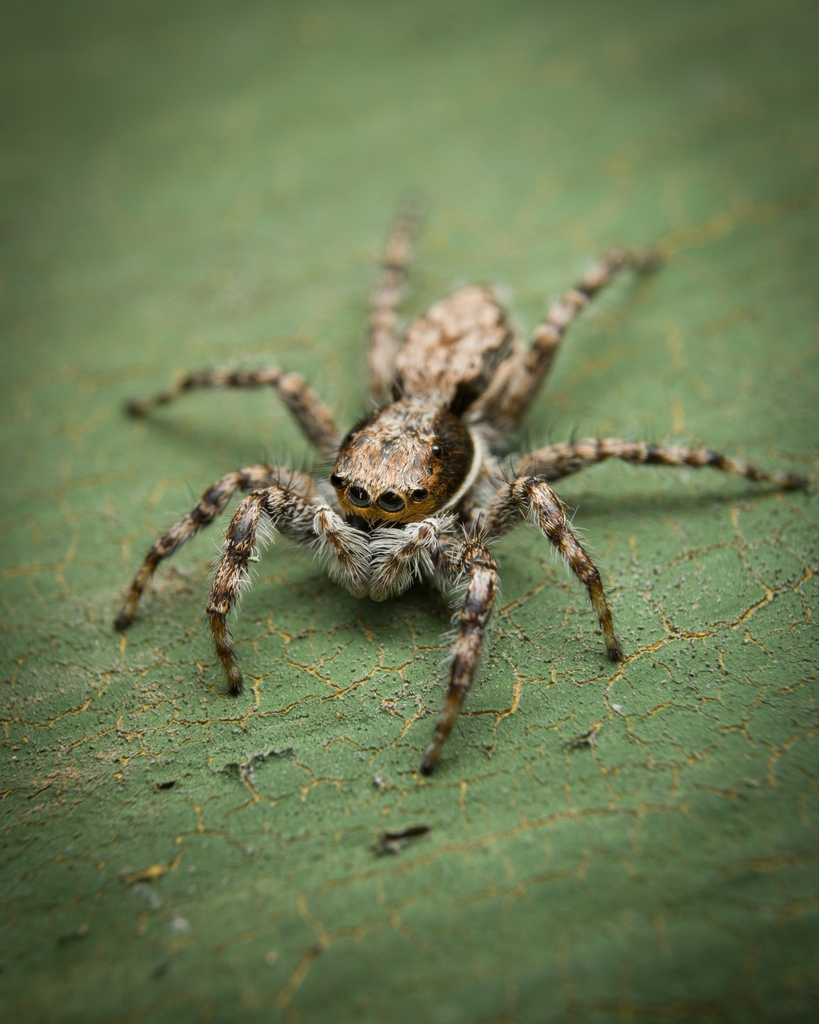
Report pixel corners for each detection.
[481,475,622,661]
[312,505,371,597]
[369,513,456,601]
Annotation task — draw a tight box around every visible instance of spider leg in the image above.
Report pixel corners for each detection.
[367,198,421,404]
[488,249,656,427]
[420,537,499,775]
[126,368,340,458]
[516,438,807,490]
[207,492,371,693]
[480,476,622,661]
[114,466,315,631]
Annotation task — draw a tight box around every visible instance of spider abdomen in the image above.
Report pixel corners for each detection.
[395,286,514,413]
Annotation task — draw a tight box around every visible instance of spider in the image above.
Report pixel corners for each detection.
[115,206,806,775]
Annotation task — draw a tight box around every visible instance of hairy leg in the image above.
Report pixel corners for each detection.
[369,514,455,601]
[114,466,314,631]
[515,438,810,489]
[207,493,372,693]
[481,476,622,661]
[489,249,656,426]
[516,438,807,490]
[421,538,499,775]
[126,367,340,458]
[367,199,421,403]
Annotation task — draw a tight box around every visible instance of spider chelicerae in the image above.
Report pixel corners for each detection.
[115,206,806,774]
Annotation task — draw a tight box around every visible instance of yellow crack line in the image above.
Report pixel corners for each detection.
[495,664,524,729]
[311,802,691,905]
[374,877,432,956]
[764,722,819,787]
[274,944,324,1009]
[657,181,819,257]
[0,535,78,581]
[722,840,819,875]
[121,850,183,885]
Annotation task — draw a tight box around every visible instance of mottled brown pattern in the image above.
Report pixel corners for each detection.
[116,210,806,773]
[114,466,315,632]
[126,367,340,458]
[421,539,499,775]
[396,287,514,412]
[368,199,421,404]
[479,248,658,430]
[516,438,806,488]
[480,477,621,660]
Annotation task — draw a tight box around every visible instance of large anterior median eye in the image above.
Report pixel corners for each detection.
[377,490,405,512]
[348,486,371,507]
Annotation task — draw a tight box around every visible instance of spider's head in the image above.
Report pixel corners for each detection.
[329,399,478,525]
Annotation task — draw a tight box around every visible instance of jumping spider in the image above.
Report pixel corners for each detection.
[116,206,805,774]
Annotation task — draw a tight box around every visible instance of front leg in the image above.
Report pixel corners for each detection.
[114,465,312,631]
[481,476,622,661]
[207,493,370,693]
[420,539,498,775]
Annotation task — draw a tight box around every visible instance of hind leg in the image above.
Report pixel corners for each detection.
[367,198,422,403]
[487,249,657,427]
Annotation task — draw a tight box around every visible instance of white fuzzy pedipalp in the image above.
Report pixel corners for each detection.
[368,513,455,601]
[311,505,372,597]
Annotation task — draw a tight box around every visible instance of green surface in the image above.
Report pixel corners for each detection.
[2,1,818,1021]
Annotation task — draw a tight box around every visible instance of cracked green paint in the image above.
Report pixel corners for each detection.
[2,1,818,1021]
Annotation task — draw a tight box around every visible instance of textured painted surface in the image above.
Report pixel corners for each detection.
[1,1,818,1021]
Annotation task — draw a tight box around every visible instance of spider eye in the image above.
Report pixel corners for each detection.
[348,485,371,508]
[377,490,405,512]
[411,487,428,501]
[329,473,345,489]
[431,444,443,457]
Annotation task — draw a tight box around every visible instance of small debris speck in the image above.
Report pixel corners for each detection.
[375,824,431,855]
[564,721,601,750]
[57,923,89,946]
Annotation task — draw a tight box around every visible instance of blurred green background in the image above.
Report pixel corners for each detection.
[1,1,818,1021]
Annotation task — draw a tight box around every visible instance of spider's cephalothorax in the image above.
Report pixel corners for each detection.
[116,205,807,775]
[330,400,479,528]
